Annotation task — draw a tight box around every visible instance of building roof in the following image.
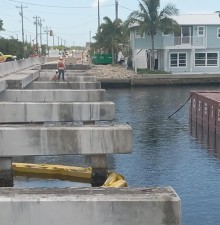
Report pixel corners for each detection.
[172,13,220,25]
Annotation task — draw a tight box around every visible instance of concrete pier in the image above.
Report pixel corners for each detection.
[0,157,13,187]
[0,187,181,225]
[91,155,108,187]
[0,80,6,92]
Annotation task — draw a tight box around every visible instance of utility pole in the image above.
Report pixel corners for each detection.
[38,18,44,55]
[16,4,27,58]
[115,0,119,20]
[98,0,100,28]
[57,36,60,55]
[45,26,49,56]
[33,16,38,54]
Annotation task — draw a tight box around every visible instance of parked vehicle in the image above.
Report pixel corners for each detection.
[0,52,17,62]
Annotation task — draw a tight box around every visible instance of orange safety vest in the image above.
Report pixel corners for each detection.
[57,60,65,70]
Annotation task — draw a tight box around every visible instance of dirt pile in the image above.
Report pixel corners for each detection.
[88,64,136,79]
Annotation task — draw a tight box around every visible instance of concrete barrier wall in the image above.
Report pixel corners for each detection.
[0,187,181,225]
[0,57,45,78]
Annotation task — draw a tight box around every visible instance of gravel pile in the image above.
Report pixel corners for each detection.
[88,64,136,79]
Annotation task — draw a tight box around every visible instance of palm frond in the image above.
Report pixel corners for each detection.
[159,3,179,18]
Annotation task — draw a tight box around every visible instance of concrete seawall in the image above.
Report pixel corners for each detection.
[98,74,220,87]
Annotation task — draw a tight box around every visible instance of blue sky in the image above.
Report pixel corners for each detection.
[0,0,219,47]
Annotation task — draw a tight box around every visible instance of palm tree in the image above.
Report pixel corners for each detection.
[92,16,124,64]
[128,0,179,69]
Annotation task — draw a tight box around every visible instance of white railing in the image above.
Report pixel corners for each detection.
[163,36,206,48]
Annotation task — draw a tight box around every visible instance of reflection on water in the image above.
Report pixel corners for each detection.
[13,85,220,225]
[190,121,220,159]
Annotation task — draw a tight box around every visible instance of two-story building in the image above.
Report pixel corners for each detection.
[130,13,220,73]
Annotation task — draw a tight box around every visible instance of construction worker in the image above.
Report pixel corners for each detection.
[57,57,66,81]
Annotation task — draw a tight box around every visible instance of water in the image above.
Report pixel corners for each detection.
[13,85,220,225]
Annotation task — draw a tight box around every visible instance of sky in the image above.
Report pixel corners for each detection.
[0,0,219,47]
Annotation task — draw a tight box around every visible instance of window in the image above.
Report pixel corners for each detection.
[218,28,220,38]
[179,53,187,66]
[195,53,205,66]
[207,53,218,66]
[195,53,218,66]
[197,26,205,36]
[170,53,186,67]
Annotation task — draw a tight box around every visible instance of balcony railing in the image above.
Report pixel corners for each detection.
[163,36,206,48]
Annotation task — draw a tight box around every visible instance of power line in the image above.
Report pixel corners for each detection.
[119,4,134,12]
[7,0,114,9]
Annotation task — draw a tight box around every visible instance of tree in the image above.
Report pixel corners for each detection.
[92,16,124,64]
[0,18,4,32]
[128,0,179,69]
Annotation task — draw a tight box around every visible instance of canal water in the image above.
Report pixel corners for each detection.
[13,85,220,225]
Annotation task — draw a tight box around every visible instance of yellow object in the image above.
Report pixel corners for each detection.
[102,172,127,188]
[12,163,128,188]
[12,163,92,179]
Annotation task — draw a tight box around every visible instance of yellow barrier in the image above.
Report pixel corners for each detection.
[12,163,127,188]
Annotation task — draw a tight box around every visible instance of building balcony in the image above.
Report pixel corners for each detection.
[163,36,206,49]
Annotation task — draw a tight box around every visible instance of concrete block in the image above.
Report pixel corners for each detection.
[38,74,97,82]
[27,81,101,89]
[0,102,115,122]
[0,125,132,156]
[0,187,181,225]
[40,70,94,76]
[0,157,13,187]
[0,89,106,102]
[5,70,40,89]
[0,80,6,93]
